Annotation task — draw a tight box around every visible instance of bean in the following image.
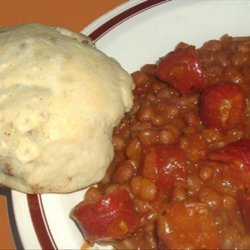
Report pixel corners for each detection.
[141,64,156,74]
[105,183,131,195]
[231,52,248,67]
[223,66,244,84]
[84,187,102,202]
[238,235,250,249]
[137,106,155,122]
[112,135,125,151]
[138,129,158,146]
[199,165,214,181]
[159,125,181,144]
[132,71,149,88]
[172,187,188,202]
[215,51,231,67]
[223,195,236,209]
[222,227,240,249]
[187,174,203,194]
[237,42,250,52]
[184,111,202,128]
[126,137,141,160]
[202,40,222,51]
[151,114,166,127]
[111,160,137,183]
[131,176,157,202]
[199,187,222,209]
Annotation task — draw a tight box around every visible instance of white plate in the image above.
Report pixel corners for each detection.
[11,0,250,249]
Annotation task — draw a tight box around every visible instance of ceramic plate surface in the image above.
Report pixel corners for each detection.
[11,0,250,249]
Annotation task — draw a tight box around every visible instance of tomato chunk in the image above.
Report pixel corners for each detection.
[209,139,250,170]
[199,82,245,130]
[142,144,186,191]
[71,190,140,243]
[158,202,221,249]
[237,193,250,232]
[156,46,207,95]
[209,139,250,188]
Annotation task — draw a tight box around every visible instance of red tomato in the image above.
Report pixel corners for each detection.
[156,46,207,95]
[142,144,186,191]
[158,202,221,249]
[71,190,140,243]
[209,139,250,171]
[237,193,250,232]
[199,82,245,130]
[209,139,250,189]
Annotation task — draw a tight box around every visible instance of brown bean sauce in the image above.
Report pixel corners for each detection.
[81,35,250,249]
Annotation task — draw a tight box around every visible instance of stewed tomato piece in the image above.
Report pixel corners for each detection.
[158,202,221,249]
[156,46,207,95]
[142,144,187,192]
[200,82,245,130]
[71,190,140,243]
[209,139,250,189]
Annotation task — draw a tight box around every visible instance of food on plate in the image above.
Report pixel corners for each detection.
[72,35,250,249]
[0,23,134,193]
[200,82,245,130]
[156,45,208,95]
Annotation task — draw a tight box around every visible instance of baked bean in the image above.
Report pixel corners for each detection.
[152,81,164,92]
[115,119,130,140]
[137,106,155,122]
[112,135,125,151]
[200,51,216,66]
[237,42,250,53]
[131,176,157,202]
[205,64,223,83]
[181,134,207,161]
[183,126,197,134]
[172,187,188,202]
[170,94,198,108]
[132,71,149,88]
[231,52,248,67]
[151,114,166,127]
[199,165,214,181]
[125,138,141,160]
[199,187,222,209]
[84,187,102,202]
[202,40,222,51]
[223,66,244,84]
[245,98,250,114]
[161,103,180,119]
[187,174,203,194]
[202,128,222,144]
[184,110,202,128]
[214,212,228,231]
[238,235,250,249]
[77,35,250,249]
[222,227,240,249]
[141,64,156,74]
[215,51,231,67]
[156,87,179,100]
[130,121,152,134]
[159,124,181,144]
[112,160,137,183]
[105,183,131,195]
[223,195,237,209]
[138,128,158,146]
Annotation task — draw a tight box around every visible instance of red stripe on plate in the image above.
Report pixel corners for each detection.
[26,1,171,249]
[27,194,57,250]
[89,0,170,41]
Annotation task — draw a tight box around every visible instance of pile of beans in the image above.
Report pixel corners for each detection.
[73,35,250,249]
